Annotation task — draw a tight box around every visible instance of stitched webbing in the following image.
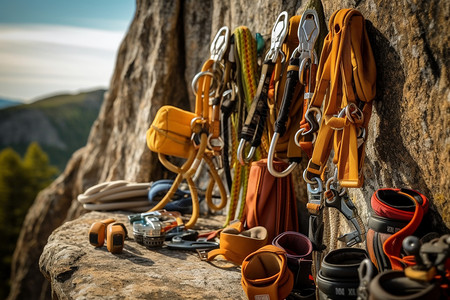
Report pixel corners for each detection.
[305,9,376,187]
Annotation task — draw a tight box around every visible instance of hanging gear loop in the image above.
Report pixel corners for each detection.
[267,10,320,177]
[303,9,376,187]
[237,11,289,165]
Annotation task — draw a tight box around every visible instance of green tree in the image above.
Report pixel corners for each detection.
[0,143,58,299]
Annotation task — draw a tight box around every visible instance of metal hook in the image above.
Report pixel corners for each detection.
[325,189,364,246]
[267,132,298,177]
[207,134,224,151]
[302,106,322,136]
[237,139,256,165]
[210,26,230,62]
[265,11,289,63]
[297,10,319,61]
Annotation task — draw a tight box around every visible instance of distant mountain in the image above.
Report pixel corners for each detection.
[0,89,106,172]
[0,98,23,109]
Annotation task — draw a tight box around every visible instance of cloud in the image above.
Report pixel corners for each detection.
[0,24,125,101]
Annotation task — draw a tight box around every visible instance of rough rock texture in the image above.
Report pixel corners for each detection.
[39,212,245,300]
[8,0,449,299]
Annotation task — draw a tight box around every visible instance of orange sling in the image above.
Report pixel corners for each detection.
[304,8,376,188]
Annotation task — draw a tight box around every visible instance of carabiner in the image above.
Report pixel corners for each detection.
[302,106,322,136]
[207,134,224,151]
[210,26,230,62]
[294,127,317,147]
[297,9,320,63]
[267,132,298,177]
[265,11,289,63]
[237,139,256,165]
[325,188,364,246]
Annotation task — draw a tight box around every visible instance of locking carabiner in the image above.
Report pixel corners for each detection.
[264,11,289,63]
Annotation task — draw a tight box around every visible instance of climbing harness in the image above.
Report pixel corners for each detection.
[301,10,375,287]
[237,11,289,165]
[303,8,376,188]
[267,9,320,177]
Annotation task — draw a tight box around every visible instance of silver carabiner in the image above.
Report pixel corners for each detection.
[297,9,319,63]
[210,26,230,62]
[265,11,289,63]
[237,139,256,165]
[302,106,322,136]
[267,132,298,177]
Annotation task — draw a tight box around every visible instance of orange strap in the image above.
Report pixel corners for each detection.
[305,9,376,187]
[382,192,424,270]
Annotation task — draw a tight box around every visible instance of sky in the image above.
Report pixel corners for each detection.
[0,0,136,102]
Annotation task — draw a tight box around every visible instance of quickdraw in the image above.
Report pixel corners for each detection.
[237,11,288,165]
[267,9,320,178]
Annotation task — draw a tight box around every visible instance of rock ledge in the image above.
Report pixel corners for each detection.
[39,211,246,300]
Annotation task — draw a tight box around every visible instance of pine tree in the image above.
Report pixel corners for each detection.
[0,143,58,299]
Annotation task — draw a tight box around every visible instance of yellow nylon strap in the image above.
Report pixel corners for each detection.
[306,9,376,187]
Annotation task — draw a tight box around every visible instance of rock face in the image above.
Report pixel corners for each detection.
[8,0,449,299]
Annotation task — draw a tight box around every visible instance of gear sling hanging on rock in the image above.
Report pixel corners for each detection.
[266,9,320,178]
[146,27,230,229]
[303,8,376,188]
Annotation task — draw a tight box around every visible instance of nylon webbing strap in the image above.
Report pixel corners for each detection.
[240,61,275,148]
[305,8,376,188]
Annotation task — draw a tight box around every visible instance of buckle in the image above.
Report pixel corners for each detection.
[196,248,210,261]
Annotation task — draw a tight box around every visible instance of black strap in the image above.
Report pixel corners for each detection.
[274,57,300,136]
[240,60,275,147]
